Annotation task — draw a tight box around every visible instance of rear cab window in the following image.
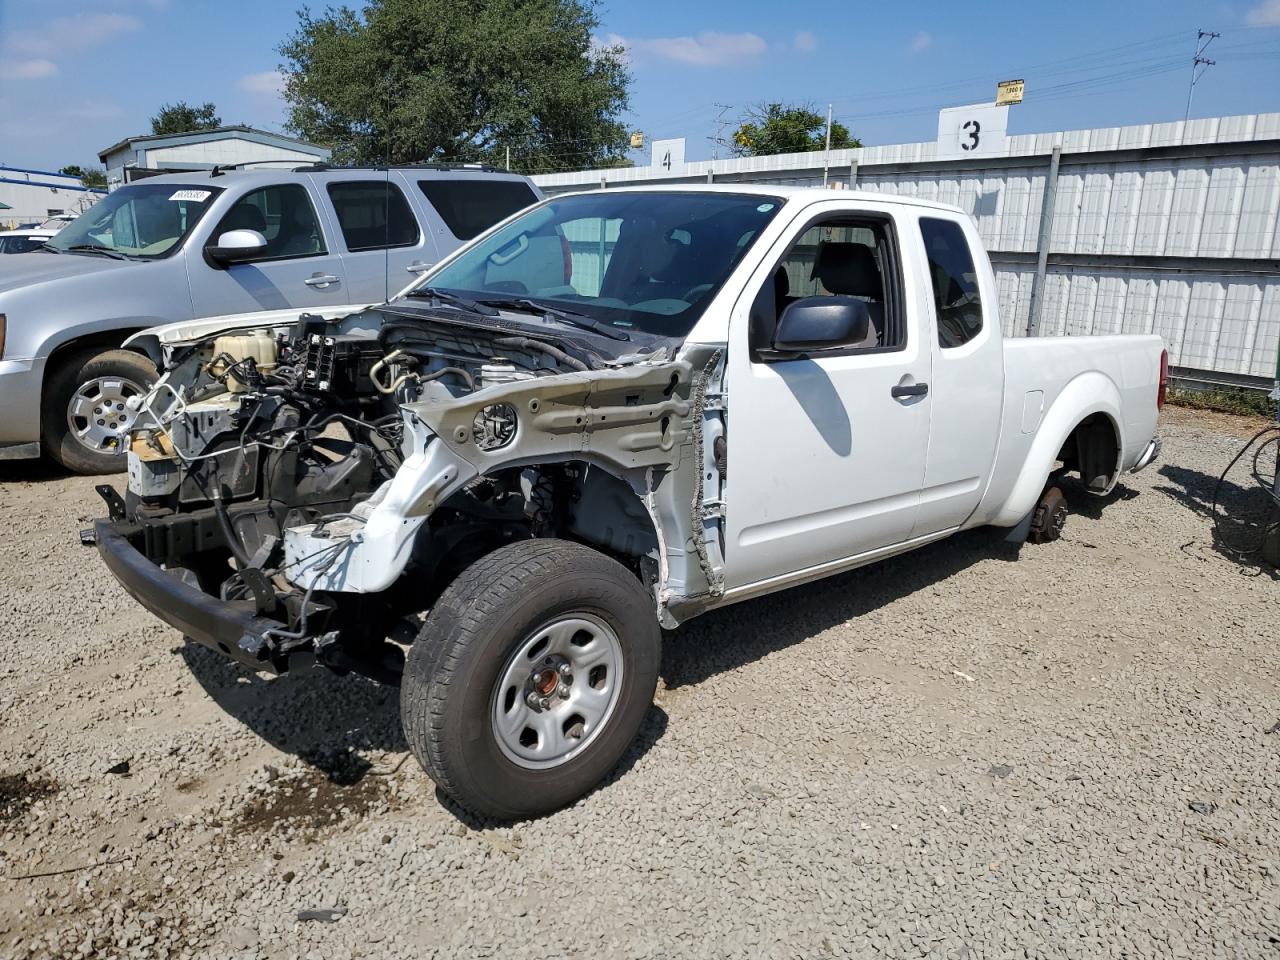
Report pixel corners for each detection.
[418,178,538,241]
[920,217,983,348]
[326,180,420,251]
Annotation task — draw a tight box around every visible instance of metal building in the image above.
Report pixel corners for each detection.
[98,126,331,190]
[533,113,1280,387]
[0,166,105,228]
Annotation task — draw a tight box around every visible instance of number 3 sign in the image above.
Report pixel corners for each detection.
[936,103,1008,161]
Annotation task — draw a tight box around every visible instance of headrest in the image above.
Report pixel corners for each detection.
[221,205,266,234]
[811,242,882,298]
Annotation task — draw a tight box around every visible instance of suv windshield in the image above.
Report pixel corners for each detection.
[418,191,783,339]
[45,183,223,259]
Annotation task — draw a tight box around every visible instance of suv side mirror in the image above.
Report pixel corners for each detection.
[772,296,871,354]
[206,229,268,266]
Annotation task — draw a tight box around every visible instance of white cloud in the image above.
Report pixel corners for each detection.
[239,71,286,96]
[910,31,933,53]
[793,30,817,53]
[611,31,767,67]
[1247,0,1280,25]
[0,59,58,80]
[7,13,142,57]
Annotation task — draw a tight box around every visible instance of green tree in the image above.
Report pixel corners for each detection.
[731,103,861,157]
[278,0,630,172]
[60,165,106,188]
[150,101,222,136]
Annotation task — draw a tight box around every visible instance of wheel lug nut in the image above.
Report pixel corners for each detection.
[556,682,570,699]
[525,691,541,709]
[557,662,572,678]
[538,696,551,710]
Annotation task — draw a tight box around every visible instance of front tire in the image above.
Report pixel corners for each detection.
[42,348,156,474]
[400,539,661,821]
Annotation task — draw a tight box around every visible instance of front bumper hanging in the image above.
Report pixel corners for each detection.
[94,519,293,673]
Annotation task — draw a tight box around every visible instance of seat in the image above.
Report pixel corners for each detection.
[810,242,884,347]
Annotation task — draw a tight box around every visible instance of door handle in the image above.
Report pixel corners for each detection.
[890,382,929,399]
[406,261,433,274]
[304,273,340,288]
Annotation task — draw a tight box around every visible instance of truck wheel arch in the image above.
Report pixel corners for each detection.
[991,372,1124,528]
[40,329,152,422]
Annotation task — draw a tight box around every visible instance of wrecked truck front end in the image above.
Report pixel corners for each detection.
[93,302,726,682]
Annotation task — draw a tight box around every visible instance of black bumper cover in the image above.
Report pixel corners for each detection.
[94,519,291,673]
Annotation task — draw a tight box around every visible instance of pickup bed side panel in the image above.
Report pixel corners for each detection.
[974,334,1163,529]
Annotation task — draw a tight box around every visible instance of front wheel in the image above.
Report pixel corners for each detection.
[42,348,156,474]
[400,539,661,820]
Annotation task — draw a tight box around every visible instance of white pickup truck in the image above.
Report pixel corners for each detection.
[93,185,1165,819]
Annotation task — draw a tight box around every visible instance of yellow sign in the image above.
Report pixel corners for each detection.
[629,131,645,149]
[996,79,1024,106]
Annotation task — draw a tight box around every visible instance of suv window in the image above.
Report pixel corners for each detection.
[752,217,903,357]
[418,178,537,241]
[326,180,419,251]
[213,184,325,260]
[921,217,983,348]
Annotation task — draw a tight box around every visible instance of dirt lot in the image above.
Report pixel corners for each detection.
[1,406,1278,960]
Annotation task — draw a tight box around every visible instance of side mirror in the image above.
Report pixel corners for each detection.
[206,229,268,266]
[772,296,872,354]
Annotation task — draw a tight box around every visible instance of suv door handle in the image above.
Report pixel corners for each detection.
[406,261,433,274]
[305,273,340,288]
[891,382,929,399]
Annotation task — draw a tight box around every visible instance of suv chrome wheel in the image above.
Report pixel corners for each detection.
[66,376,143,455]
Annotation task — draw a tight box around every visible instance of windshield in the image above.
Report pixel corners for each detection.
[419,191,783,339]
[45,183,223,259]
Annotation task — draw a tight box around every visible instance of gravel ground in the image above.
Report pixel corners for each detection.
[1,406,1277,960]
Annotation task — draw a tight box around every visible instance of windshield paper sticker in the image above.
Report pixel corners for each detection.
[169,190,212,203]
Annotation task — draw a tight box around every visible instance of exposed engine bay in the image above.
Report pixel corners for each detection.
[113,304,726,681]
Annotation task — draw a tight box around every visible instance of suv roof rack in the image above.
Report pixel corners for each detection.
[291,162,505,174]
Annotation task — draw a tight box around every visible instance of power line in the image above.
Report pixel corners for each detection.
[1185,28,1221,122]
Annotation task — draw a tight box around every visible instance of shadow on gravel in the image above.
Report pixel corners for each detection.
[180,643,407,781]
[1058,478,1139,520]
[0,458,71,485]
[436,704,670,829]
[1155,462,1280,578]
[662,526,1022,690]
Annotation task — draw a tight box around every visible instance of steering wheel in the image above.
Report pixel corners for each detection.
[680,283,714,302]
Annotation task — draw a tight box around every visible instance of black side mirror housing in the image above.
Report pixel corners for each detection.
[772,296,872,354]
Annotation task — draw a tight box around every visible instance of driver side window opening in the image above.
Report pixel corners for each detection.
[750,215,905,360]
[213,184,326,261]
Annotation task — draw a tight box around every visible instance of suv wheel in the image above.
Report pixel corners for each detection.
[43,348,156,475]
[400,539,661,821]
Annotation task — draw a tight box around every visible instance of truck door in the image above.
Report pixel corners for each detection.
[723,203,933,590]
[187,183,350,316]
[911,214,1003,536]
[323,175,441,303]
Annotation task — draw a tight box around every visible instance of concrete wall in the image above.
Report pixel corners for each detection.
[533,113,1280,385]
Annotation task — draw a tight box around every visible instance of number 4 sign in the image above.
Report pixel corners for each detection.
[936,103,1009,161]
[650,138,686,175]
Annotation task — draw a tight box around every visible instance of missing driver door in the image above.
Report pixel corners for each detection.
[723,203,932,590]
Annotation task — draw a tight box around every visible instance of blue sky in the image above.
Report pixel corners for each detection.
[1,0,1277,173]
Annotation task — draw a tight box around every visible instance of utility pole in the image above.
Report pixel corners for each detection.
[505,145,510,171]
[1184,28,1219,123]
[822,103,833,187]
[711,103,731,160]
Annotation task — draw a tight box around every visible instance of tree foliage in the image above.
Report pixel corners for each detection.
[150,101,222,136]
[731,103,861,157]
[59,165,107,188]
[278,0,630,172]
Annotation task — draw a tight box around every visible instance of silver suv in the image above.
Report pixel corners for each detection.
[0,164,542,473]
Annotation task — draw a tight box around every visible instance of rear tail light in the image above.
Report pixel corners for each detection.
[559,234,573,284]
[1157,349,1169,411]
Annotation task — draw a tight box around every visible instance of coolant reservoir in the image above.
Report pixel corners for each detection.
[211,330,278,392]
